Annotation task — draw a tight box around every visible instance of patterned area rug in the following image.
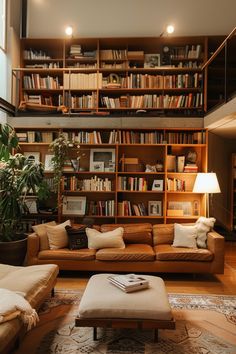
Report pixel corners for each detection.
[14,290,236,354]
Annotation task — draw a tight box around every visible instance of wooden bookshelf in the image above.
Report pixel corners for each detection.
[15,127,208,225]
[14,36,208,116]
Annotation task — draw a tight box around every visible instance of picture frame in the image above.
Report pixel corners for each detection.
[90,161,104,172]
[148,201,162,216]
[24,151,40,163]
[152,179,163,191]
[144,53,161,68]
[44,154,54,171]
[90,148,115,172]
[62,196,86,215]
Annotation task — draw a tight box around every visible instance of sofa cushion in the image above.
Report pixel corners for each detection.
[172,223,198,248]
[45,220,71,249]
[96,244,155,261]
[153,224,174,245]
[38,248,96,261]
[32,221,57,251]
[66,225,88,250]
[154,244,213,261]
[100,223,153,245]
[86,227,125,250]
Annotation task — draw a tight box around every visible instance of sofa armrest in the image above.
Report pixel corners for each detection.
[207,231,225,273]
[27,233,40,265]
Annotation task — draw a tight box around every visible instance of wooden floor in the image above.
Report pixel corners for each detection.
[55,241,236,295]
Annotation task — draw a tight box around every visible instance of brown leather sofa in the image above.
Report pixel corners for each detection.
[27,223,225,274]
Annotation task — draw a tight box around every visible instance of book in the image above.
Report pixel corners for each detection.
[108,274,149,292]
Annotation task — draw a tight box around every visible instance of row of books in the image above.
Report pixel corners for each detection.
[64,92,97,109]
[118,201,147,216]
[17,131,56,143]
[63,73,102,90]
[62,176,113,192]
[62,130,102,144]
[166,178,186,191]
[86,200,115,216]
[127,73,202,89]
[170,44,202,60]
[101,93,203,109]
[23,74,61,90]
[118,176,148,191]
[108,274,149,293]
[24,49,51,60]
[25,62,60,69]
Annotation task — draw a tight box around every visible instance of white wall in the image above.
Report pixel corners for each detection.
[27,0,236,38]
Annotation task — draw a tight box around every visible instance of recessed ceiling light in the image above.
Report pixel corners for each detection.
[65,26,73,36]
[166,25,175,34]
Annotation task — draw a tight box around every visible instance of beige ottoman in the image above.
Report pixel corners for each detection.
[75,273,175,341]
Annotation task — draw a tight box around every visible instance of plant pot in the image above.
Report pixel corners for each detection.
[0,234,28,266]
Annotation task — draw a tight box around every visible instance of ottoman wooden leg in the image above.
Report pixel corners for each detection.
[154,329,158,342]
[93,327,98,341]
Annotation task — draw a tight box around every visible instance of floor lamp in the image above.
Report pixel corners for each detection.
[193,173,221,218]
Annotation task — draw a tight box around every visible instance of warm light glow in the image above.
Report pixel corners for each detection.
[166,25,175,34]
[193,173,221,193]
[65,26,73,36]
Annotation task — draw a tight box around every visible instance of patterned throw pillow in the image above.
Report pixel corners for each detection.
[65,225,88,250]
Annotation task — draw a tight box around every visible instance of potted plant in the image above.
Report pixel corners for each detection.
[0,123,49,265]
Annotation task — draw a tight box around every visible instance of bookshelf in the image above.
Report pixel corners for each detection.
[15,127,208,225]
[15,36,207,116]
[230,153,236,231]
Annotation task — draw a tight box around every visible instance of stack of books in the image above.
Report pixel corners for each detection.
[108,274,149,293]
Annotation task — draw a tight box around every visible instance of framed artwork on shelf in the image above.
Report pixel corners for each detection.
[62,196,86,215]
[148,201,162,216]
[144,53,161,68]
[44,154,54,171]
[24,151,40,163]
[90,161,104,172]
[90,148,115,172]
[152,179,163,191]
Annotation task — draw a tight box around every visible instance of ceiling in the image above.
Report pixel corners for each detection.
[25,1,236,139]
[27,0,236,38]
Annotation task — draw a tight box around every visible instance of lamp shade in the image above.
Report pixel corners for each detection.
[193,173,221,193]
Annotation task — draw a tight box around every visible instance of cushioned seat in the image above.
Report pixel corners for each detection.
[38,248,96,261]
[154,244,214,261]
[78,274,173,320]
[96,244,155,261]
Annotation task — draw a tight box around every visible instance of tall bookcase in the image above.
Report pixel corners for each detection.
[230,153,236,231]
[15,127,207,227]
[14,36,207,116]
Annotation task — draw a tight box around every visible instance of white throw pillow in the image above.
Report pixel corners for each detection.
[195,217,216,248]
[86,227,125,249]
[45,220,71,249]
[172,223,198,248]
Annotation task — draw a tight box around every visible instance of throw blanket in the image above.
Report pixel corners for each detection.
[196,216,216,248]
[0,288,39,331]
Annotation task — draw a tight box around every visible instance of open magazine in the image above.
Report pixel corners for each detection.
[108,274,149,293]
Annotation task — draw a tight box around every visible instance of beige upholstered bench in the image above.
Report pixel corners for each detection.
[76,273,175,341]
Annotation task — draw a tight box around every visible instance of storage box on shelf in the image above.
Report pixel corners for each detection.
[15,127,207,226]
[14,36,207,116]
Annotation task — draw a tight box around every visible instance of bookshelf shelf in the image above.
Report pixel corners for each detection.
[14,36,207,116]
[14,127,207,225]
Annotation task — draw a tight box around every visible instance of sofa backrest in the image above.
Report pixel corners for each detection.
[153,224,174,245]
[100,223,153,245]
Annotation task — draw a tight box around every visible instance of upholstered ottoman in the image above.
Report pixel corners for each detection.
[76,273,175,341]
